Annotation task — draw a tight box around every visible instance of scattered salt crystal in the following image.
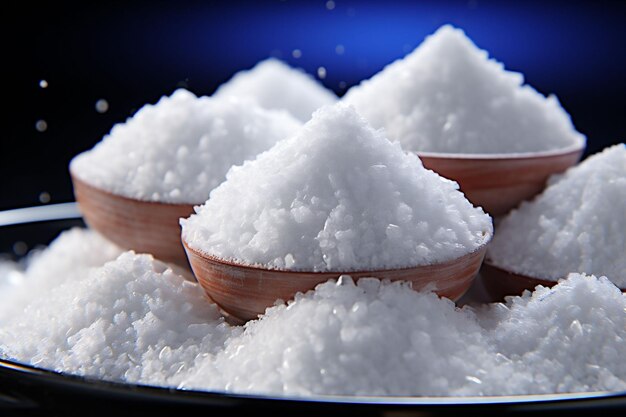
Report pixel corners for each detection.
[181,103,492,271]
[487,144,626,286]
[213,58,338,122]
[343,25,585,154]
[70,89,301,204]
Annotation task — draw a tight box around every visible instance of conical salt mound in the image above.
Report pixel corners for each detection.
[214,58,338,122]
[182,103,492,272]
[70,89,301,204]
[343,25,585,154]
[487,143,626,286]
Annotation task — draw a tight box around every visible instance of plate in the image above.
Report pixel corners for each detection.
[1,204,625,414]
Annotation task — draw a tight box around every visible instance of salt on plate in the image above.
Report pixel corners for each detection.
[70,89,301,204]
[487,144,626,286]
[342,25,585,154]
[0,228,122,318]
[2,231,626,397]
[213,58,338,122]
[181,273,626,396]
[0,246,232,385]
[181,103,493,272]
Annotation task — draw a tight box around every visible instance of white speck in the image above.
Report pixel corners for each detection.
[38,192,51,204]
[95,99,109,114]
[326,0,335,10]
[292,49,302,59]
[12,241,28,256]
[317,66,327,79]
[335,44,345,55]
[39,80,48,89]
[35,120,48,132]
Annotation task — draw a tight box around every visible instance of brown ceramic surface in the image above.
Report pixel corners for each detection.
[183,239,489,322]
[71,174,195,267]
[419,145,584,217]
[480,261,557,301]
[481,261,626,301]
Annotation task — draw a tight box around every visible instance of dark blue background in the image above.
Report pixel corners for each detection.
[3,0,625,210]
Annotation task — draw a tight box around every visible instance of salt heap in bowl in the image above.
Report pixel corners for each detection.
[214,58,338,122]
[70,89,301,265]
[343,25,584,155]
[484,144,626,297]
[181,103,492,320]
[342,25,586,216]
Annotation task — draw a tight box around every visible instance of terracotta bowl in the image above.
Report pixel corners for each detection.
[183,239,490,322]
[418,144,584,217]
[480,261,557,301]
[71,173,195,267]
[481,261,626,301]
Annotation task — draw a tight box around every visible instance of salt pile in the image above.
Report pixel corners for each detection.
[1,231,626,396]
[0,228,122,317]
[181,104,492,271]
[70,89,301,204]
[0,246,232,385]
[487,144,626,286]
[477,273,626,394]
[214,58,338,122]
[180,276,510,396]
[180,273,626,396]
[343,25,585,154]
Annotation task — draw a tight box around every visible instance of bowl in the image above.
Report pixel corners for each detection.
[183,239,490,322]
[71,173,194,267]
[418,144,584,217]
[480,261,626,301]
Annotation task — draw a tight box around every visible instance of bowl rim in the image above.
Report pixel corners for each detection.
[416,141,585,161]
[482,258,626,291]
[182,230,492,275]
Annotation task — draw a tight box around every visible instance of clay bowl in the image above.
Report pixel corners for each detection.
[418,144,584,217]
[481,261,626,301]
[71,173,194,267]
[183,239,490,323]
[480,261,557,301]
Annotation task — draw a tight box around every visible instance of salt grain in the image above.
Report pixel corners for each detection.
[70,89,301,204]
[487,144,626,286]
[343,25,585,154]
[213,58,338,122]
[181,103,492,271]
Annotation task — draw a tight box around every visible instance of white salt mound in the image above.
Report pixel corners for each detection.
[2,231,625,396]
[181,103,492,271]
[70,89,301,204]
[487,144,626,286]
[0,250,232,385]
[343,25,585,154]
[180,273,626,396]
[214,58,338,122]
[0,228,122,318]
[477,273,626,394]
